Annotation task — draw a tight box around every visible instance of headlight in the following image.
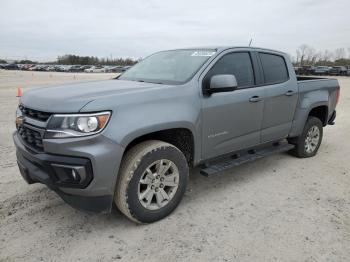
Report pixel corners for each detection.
[45,112,111,138]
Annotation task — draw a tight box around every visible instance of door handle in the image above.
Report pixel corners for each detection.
[285,90,295,96]
[249,96,262,103]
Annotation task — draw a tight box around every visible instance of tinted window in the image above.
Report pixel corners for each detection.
[206,52,255,88]
[259,53,289,84]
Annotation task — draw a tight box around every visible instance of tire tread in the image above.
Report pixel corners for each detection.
[115,140,183,223]
[288,116,323,158]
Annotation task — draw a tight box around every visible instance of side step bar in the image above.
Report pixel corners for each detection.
[200,142,295,177]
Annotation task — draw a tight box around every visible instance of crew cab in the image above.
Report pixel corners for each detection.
[13,47,340,223]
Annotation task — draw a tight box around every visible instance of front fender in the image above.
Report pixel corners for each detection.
[119,121,197,148]
[80,81,202,164]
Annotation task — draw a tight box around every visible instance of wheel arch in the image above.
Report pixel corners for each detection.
[121,126,196,166]
[289,101,329,137]
[308,105,328,126]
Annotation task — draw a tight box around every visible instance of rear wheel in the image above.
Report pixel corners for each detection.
[115,140,189,223]
[288,117,323,158]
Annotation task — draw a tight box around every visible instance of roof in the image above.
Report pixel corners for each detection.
[171,46,287,55]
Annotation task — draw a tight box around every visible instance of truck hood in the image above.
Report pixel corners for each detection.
[20,79,171,113]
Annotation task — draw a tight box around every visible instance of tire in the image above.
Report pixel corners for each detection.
[288,117,323,158]
[115,140,189,223]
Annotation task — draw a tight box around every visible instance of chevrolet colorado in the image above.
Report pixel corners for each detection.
[13,47,340,223]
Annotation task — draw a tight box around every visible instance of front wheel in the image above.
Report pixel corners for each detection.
[115,140,189,223]
[288,117,323,158]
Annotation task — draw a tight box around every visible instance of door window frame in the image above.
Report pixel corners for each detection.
[199,49,264,93]
[257,52,290,85]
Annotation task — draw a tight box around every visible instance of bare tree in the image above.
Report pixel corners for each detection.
[334,48,346,60]
[296,45,323,65]
[296,45,350,66]
[296,44,310,66]
[314,51,323,63]
[321,50,333,61]
[306,46,317,64]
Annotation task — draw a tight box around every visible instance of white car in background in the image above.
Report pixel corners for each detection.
[84,66,106,73]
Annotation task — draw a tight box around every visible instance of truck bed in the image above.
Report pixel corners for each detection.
[297,76,339,91]
[296,75,339,124]
[296,76,328,81]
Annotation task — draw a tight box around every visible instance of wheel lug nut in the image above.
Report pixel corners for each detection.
[156,175,160,179]
[160,177,164,182]
[151,185,155,189]
[160,184,164,188]
[152,179,155,183]
[155,187,159,192]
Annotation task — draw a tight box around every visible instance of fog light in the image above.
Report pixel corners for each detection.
[51,164,86,184]
[71,169,80,181]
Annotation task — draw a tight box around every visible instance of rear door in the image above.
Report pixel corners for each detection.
[258,52,298,142]
[201,50,265,159]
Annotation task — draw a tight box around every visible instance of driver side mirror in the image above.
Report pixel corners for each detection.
[208,74,238,94]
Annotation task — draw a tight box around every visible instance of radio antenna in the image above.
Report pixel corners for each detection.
[249,38,253,47]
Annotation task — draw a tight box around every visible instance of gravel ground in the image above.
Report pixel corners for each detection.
[0,70,349,262]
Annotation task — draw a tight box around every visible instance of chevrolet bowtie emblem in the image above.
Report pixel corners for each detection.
[16,116,24,126]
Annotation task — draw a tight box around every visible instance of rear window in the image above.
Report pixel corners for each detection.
[259,53,289,84]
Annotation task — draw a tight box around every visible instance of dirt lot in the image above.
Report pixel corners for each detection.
[0,70,349,262]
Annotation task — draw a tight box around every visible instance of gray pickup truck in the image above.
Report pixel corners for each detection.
[13,47,340,223]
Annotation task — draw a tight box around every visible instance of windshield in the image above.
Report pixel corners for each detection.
[119,49,216,84]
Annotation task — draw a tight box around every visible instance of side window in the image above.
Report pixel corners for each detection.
[205,52,255,88]
[259,53,289,84]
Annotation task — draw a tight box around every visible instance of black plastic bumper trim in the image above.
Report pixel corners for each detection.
[14,132,113,213]
[15,137,93,189]
[328,110,336,125]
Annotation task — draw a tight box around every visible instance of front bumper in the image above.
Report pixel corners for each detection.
[13,131,124,213]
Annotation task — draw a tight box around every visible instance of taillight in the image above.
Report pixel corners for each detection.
[336,87,340,105]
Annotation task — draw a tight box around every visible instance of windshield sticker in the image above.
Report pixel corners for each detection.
[191,51,216,57]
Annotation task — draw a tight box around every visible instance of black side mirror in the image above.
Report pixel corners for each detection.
[209,74,238,94]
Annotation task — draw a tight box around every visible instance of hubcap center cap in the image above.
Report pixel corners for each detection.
[153,180,161,187]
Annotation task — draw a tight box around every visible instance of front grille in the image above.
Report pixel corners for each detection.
[18,125,44,150]
[19,105,52,122]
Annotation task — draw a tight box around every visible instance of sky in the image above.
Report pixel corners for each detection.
[0,0,349,61]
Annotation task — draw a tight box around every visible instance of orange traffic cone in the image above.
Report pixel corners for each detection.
[16,87,23,97]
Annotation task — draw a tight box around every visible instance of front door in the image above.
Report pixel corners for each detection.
[201,51,264,160]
